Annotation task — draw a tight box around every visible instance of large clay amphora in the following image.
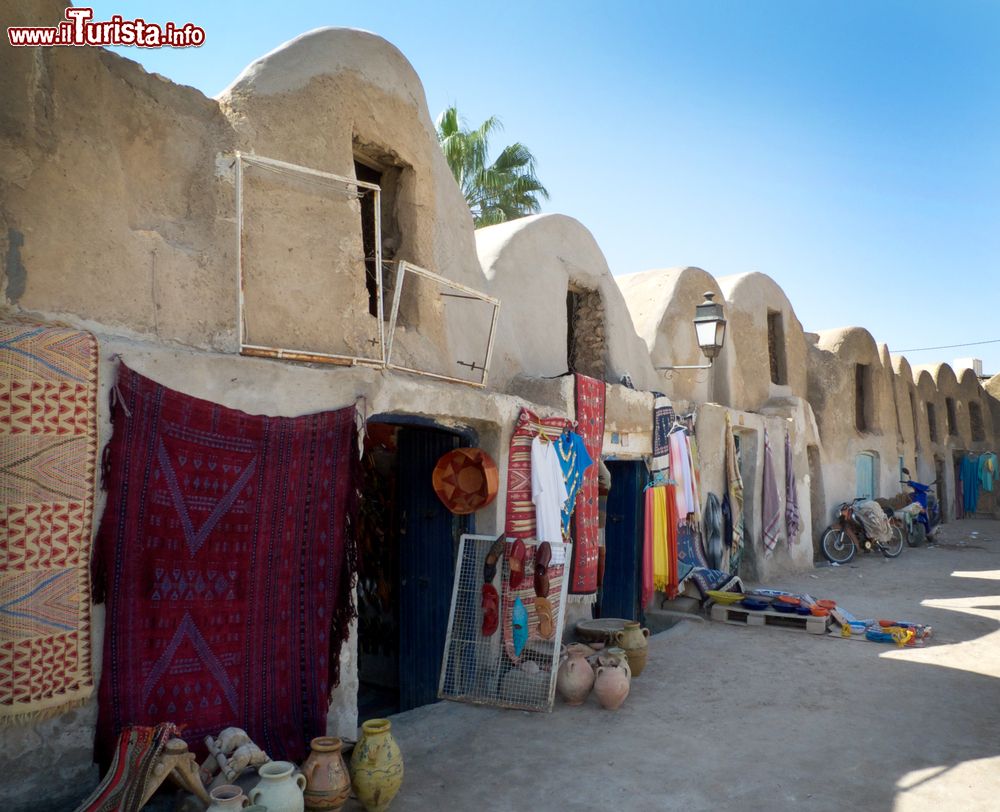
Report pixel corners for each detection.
[556,644,595,705]
[612,621,651,677]
[250,760,306,812]
[302,736,352,812]
[594,661,631,710]
[349,719,404,812]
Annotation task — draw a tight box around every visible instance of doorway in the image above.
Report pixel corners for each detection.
[356,421,472,718]
[807,445,825,561]
[599,460,645,621]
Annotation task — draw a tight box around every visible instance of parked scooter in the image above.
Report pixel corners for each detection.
[900,469,941,546]
[821,499,905,563]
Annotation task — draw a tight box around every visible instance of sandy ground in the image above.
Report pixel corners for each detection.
[377,518,1000,812]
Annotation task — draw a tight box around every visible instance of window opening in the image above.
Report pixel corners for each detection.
[926,402,938,442]
[855,364,871,433]
[970,402,985,441]
[946,397,958,436]
[355,160,383,317]
[767,310,787,385]
[566,285,606,378]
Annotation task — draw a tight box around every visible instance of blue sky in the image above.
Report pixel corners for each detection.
[88,1,1000,372]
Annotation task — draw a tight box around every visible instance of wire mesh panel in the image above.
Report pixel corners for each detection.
[439,535,570,712]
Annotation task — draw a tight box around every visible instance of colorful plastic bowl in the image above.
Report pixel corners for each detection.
[810,606,830,617]
[816,599,836,610]
[776,595,801,606]
[740,598,770,611]
[707,590,745,605]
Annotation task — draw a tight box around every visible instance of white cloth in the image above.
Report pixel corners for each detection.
[531,436,569,544]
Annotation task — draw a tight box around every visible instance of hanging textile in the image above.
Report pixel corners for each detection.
[784,431,801,544]
[503,409,571,661]
[554,430,593,536]
[642,486,664,607]
[703,493,723,570]
[675,521,741,599]
[531,435,569,543]
[93,366,357,764]
[651,396,674,472]
[570,374,605,600]
[724,413,744,573]
[668,432,697,517]
[960,454,980,514]
[688,435,703,512]
[761,428,781,553]
[979,452,997,493]
[0,320,98,724]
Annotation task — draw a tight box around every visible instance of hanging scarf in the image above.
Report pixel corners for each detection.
[724,413,745,572]
[761,428,781,553]
[784,431,801,543]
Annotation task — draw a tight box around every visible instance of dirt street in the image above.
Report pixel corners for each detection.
[383,518,1000,811]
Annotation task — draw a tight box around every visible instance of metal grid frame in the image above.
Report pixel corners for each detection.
[235,151,385,367]
[438,534,570,712]
[385,261,501,388]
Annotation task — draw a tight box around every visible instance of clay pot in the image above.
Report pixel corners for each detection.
[207,785,249,812]
[350,719,404,812]
[594,661,631,710]
[557,645,595,706]
[250,760,306,812]
[302,736,352,812]
[612,621,651,677]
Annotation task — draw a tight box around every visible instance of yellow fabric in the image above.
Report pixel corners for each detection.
[651,485,670,592]
[724,413,745,573]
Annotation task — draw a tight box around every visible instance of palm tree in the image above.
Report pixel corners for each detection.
[436,106,549,227]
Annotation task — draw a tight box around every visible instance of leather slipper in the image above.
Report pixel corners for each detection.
[481,584,499,636]
[483,533,506,584]
[508,538,527,589]
[535,597,554,639]
[512,597,528,656]
[533,541,552,597]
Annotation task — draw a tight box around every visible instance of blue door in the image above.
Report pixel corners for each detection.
[856,453,876,500]
[398,428,464,711]
[599,461,644,621]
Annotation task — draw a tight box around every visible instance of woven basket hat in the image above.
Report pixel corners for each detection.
[431,448,499,514]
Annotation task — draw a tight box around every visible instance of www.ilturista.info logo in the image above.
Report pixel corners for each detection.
[7,7,205,48]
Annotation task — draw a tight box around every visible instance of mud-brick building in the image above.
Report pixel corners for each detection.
[2,6,998,809]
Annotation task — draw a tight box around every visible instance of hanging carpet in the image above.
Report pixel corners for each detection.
[570,373,605,600]
[93,366,357,763]
[0,320,98,724]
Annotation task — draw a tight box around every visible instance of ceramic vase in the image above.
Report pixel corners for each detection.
[612,621,651,677]
[302,736,352,812]
[594,661,631,710]
[250,760,306,812]
[556,644,595,705]
[350,719,404,812]
[207,785,249,812]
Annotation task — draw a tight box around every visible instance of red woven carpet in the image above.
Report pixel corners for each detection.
[571,374,605,597]
[94,366,356,763]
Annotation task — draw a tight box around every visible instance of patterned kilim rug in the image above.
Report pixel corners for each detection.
[93,365,357,763]
[75,722,180,812]
[0,320,98,724]
[570,374,605,600]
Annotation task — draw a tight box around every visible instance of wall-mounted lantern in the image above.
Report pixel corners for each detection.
[658,291,727,370]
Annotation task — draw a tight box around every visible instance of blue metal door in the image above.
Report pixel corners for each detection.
[600,461,644,621]
[398,428,461,711]
[856,453,876,500]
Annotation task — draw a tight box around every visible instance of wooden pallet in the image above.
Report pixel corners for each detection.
[710,603,830,635]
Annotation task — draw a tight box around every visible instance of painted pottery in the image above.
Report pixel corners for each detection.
[350,719,404,812]
[557,645,595,705]
[612,621,651,677]
[250,760,306,812]
[302,736,351,812]
[208,785,249,812]
[594,661,631,710]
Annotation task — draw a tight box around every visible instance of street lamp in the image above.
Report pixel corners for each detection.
[658,291,727,370]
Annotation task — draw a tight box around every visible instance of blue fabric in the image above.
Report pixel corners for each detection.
[556,431,594,534]
[961,455,980,514]
[676,525,739,599]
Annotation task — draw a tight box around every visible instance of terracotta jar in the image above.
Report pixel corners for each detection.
[349,719,404,812]
[612,621,651,677]
[250,760,306,812]
[594,661,631,710]
[557,645,595,706]
[207,785,249,812]
[302,736,352,812]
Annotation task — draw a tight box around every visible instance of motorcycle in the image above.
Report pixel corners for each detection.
[900,469,941,547]
[821,499,905,563]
